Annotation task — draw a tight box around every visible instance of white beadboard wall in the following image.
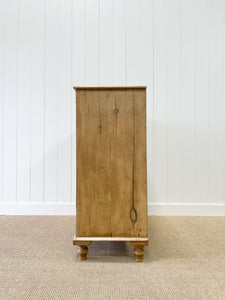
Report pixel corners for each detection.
[0,0,225,215]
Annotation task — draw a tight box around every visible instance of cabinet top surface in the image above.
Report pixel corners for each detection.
[73,86,146,91]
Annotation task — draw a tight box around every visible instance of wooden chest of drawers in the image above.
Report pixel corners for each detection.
[73,86,148,262]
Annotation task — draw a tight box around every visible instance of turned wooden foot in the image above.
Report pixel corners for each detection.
[73,240,92,260]
[133,245,144,262]
[77,245,89,260]
[131,241,148,262]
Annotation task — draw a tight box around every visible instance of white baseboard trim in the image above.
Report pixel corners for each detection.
[0,203,224,216]
[148,203,225,216]
[0,203,76,215]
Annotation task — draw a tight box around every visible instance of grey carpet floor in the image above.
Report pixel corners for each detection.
[0,216,225,299]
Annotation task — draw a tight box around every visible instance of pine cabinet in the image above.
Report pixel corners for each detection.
[73,87,148,262]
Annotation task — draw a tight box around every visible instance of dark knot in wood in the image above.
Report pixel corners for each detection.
[99,124,102,133]
[130,207,137,223]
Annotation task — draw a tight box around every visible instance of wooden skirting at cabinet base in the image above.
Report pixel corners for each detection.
[73,236,148,262]
[73,236,148,243]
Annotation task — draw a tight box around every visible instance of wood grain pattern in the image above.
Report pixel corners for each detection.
[76,87,147,239]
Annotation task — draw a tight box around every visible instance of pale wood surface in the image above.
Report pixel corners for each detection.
[73,239,92,245]
[73,236,148,243]
[76,88,147,238]
[74,86,146,90]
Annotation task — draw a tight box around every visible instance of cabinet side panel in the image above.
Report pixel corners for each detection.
[76,88,147,238]
[110,90,133,237]
[75,90,85,236]
[133,89,148,237]
[111,89,147,238]
[76,90,113,237]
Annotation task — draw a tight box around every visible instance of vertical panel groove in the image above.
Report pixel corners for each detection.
[179,0,182,204]
[125,0,127,85]
[70,0,73,203]
[166,0,168,204]
[56,0,59,203]
[193,0,197,203]
[84,0,86,84]
[15,0,20,203]
[112,0,114,83]
[0,0,5,203]
[43,0,46,204]
[98,0,100,85]
[207,0,211,203]
[222,0,225,205]
[152,0,155,204]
